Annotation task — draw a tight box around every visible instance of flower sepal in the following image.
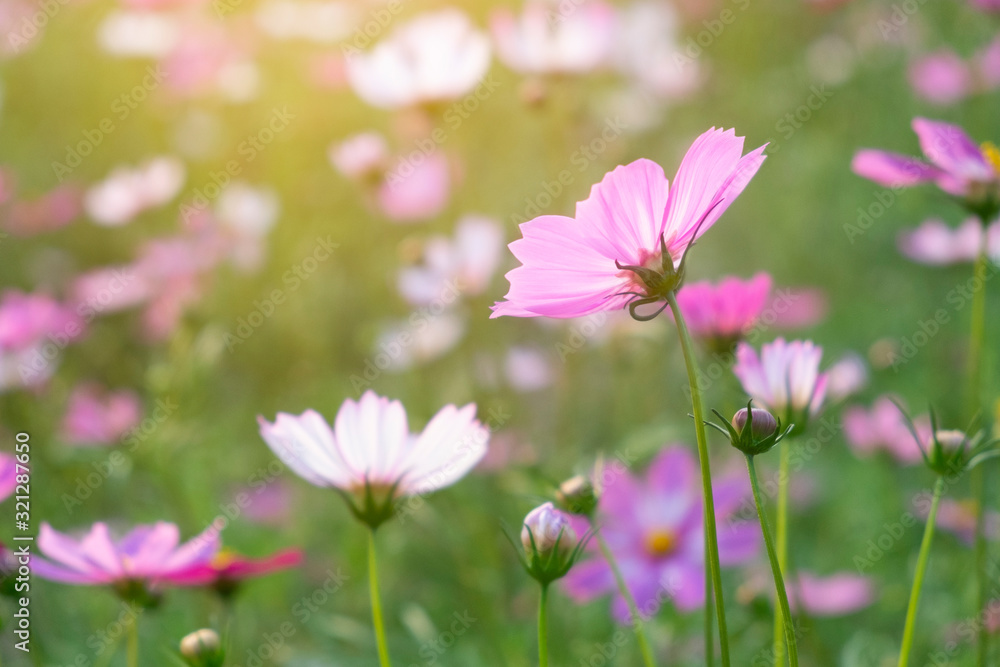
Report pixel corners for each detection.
[112,578,163,609]
[335,478,403,531]
[706,401,792,456]
[898,405,1000,476]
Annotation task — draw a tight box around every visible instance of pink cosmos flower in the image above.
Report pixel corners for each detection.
[673,273,772,346]
[169,548,303,595]
[490,0,616,75]
[4,185,82,236]
[84,157,186,227]
[258,391,489,500]
[842,396,930,464]
[824,353,868,402]
[239,480,293,525]
[613,1,701,99]
[329,132,389,180]
[0,453,18,503]
[345,9,492,109]
[0,291,84,351]
[491,128,767,319]
[562,446,759,621]
[732,338,828,426]
[918,498,1000,546]
[60,383,143,447]
[976,37,1000,89]
[971,0,1000,11]
[908,51,972,106]
[898,217,1000,265]
[397,216,504,305]
[376,152,452,222]
[504,345,554,392]
[852,118,1000,211]
[33,521,221,588]
[790,572,874,615]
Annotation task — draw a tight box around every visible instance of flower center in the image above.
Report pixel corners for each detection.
[981,142,1000,175]
[212,549,237,569]
[643,528,677,557]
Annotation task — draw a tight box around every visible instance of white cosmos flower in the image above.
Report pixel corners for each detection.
[732,338,828,421]
[257,391,489,498]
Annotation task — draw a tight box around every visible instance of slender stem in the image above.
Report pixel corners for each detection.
[705,563,714,667]
[368,529,393,667]
[127,616,138,667]
[898,476,945,667]
[538,583,549,667]
[746,455,798,667]
[593,530,658,667]
[773,439,791,667]
[968,235,990,667]
[666,292,730,667]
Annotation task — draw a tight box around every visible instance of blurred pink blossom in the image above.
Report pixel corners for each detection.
[765,288,828,329]
[60,383,142,447]
[842,396,930,464]
[84,157,186,226]
[824,353,868,401]
[374,313,466,371]
[0,291,83,351]
[790,572,874,615]
[614,1,702,99]
[0,453,17,503]
[169,548,303,595]
[376,152,452,222]
[329,132,389,179]
[898,218,1000,265]
[674,273,772,344]
[919,498,1000,546]
[908,50,972,106]
[504,345,553,392]
[5,185,82,236]
[345,9,492,109]
[490,0,616,75]
[240,480,294,525]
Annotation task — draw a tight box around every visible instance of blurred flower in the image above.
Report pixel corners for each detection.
[179,628,224,667]
[852,118,1000,219]
[60,383,142,447]
[330,132,389,180]
[214,183,280,271]
[824,353,868,401]
[975,36,1000,89]
[161,24,257,101]
[763,287,827,329]
[33,522,221,602]
[492,128,767,319]
[743,569,874,616]
[522,502,576,556]
[490,0,616,75]
[84,157,186,227]
[919,498,1000,546]
[4,185,82,236]
[562,446,759,621]
[170,548,303,596]
[842,396,930,464]
[373,313,466,372]
[397,216,504,305]
[732,338,828,432]
[258,391,489,528]
[613,0,701,98]
[898,217,1000,265]
[239,480,293,525]
[0,453,17,503]
[971,0,1000,12]
[504,345,553,392]
[908,50,972,106]
[0,290,83,350]
[98,11,180,58]
[673,273,772,351]
[345,9,492,109]
[255,0,358,43]
[376,151,452,222]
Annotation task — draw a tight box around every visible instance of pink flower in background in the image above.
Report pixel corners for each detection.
[258,391,489,498]
[732,338,828,424]
[970,0,1000,11]
[240,480,293,525]
[490,0,616,75]
[613,1,701,99]
[60,383,142,447]
[33,522,221,587]
[161,24,258,101]
[898,218,1000,265]
[908,51,972,106]
[84,157,186,227]
[919,498,1000,546]
[764,287,828,329]
[5,185,82,236]
[397,216,504,305]
[329,132,389,180]
[674,273,772,345]
[824,353,868,401]
[790,572,874,615]
[373,314,467,371]
[562,446,759,621]
[0,453,18,503]
[346,9,492,109]
[0,291,83,351]
[504,345,553,392]
[975,37,1000,89]
[169,548,303,594]
[376,152,452,222]
[842,396,930,464]
[492,128,767,318]
[852,118,1000,203]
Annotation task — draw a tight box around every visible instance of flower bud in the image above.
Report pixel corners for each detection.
[556,475,598,516]
[522,503,576,557]
[711,403,786,456]
[934,429,967,450]
[180,629,224,667]
[732,408,778,439]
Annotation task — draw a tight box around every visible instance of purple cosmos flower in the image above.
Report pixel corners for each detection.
[33,522,220,590]
[843,396,931,465]
[562,446,759,621]
[258,391,489,514]
[852,118,1000,217]
[169,548,303,596]
[908,51,972,107]
[491,128,767,319]
[732,338,828,429]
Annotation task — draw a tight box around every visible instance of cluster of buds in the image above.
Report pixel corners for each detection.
[707,402,792,457]
[514,503,589,585]
[180,629,224,667]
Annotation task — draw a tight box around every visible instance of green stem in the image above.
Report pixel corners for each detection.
[898,476,945,667]
[746,455,798,667]
[127,616,138,667]
[968,235,989,667]
[593,530,658,667]
[368,529,393,667]
[538,583,549,667]
[773,439,791,666]
[666,292,730,667]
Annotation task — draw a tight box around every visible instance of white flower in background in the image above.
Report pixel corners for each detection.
[374,313,466,372]
[346,9,492,109]
[255,0,358,42]
[84,157,186,226]
[329,132,389,179]
[613,1,701,98]
[98,11,180,58]
[215,183,280,270]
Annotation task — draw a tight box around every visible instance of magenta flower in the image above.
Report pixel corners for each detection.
[908,51,972,107]
[898,217,1000,265]
[0,290,83,351]
[33,522,220,593]
[60,383,142,447]
[258,391,489,527]
[562,446,759,621]
[169,548,303,595]
[732,338,828,429]
[0,453,17,503]
[491,128,767,319]
[842,396,931,465]
[673,273,772,348]
[852,118,1000,218]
